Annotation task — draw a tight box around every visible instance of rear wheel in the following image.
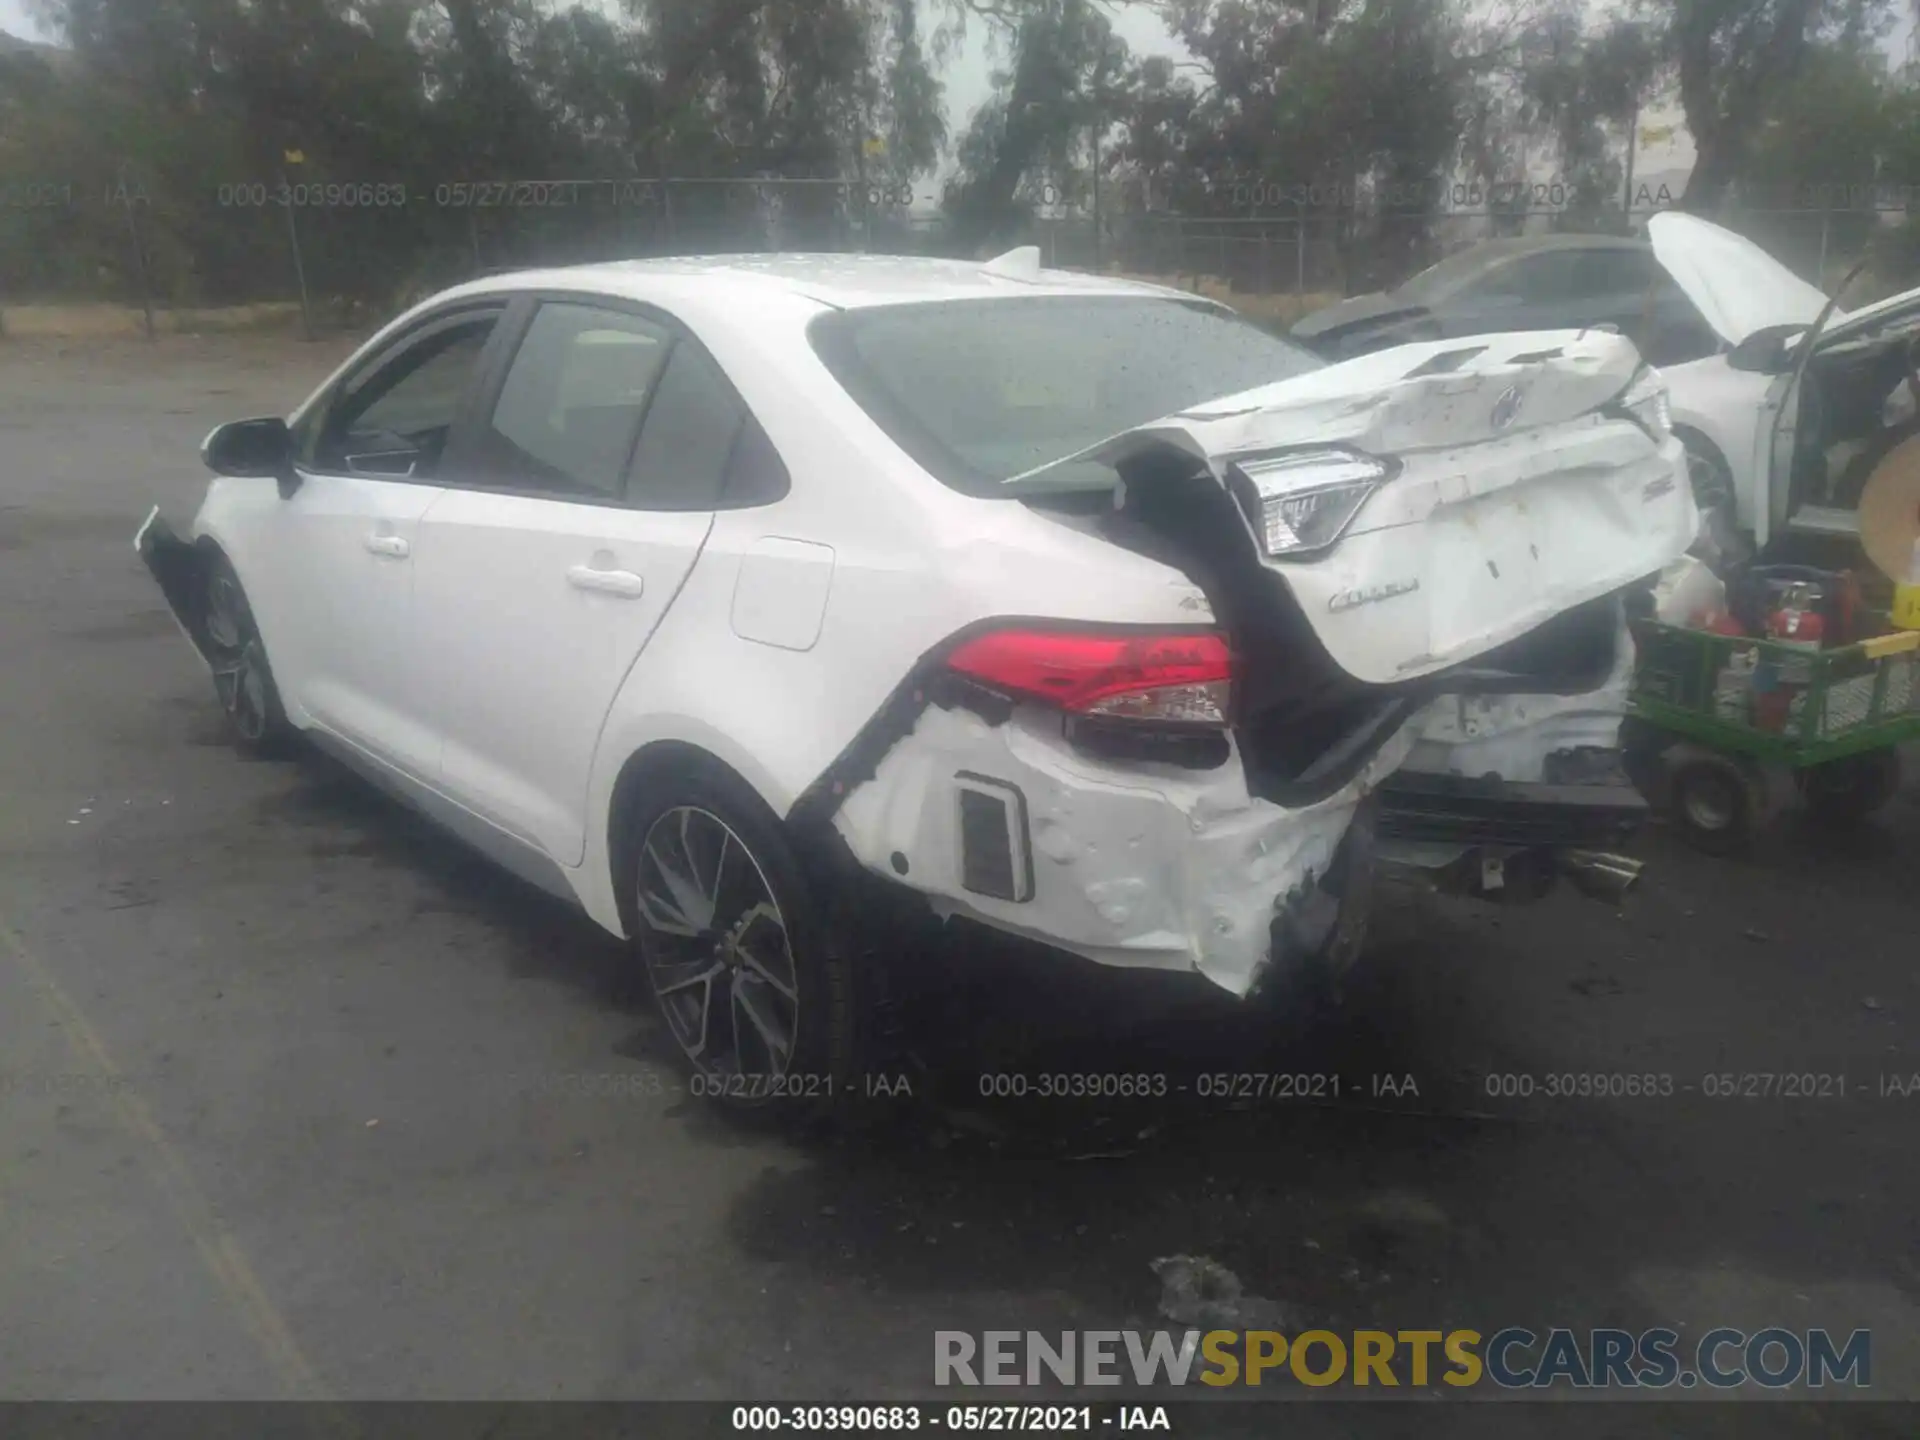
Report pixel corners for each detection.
[200,553,293,757]
[626,763,858,1114]
[1798,749,1901,824]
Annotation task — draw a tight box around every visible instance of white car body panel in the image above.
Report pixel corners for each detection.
[281,474,449,780]
[831,702,1419,997]
[1399,599,1636,785]
[1648,210,1920,547]
[151,253,1690,997]
[411,489,715,867]
[1012,329,1692,684]
[1660,352,1777,545]
[1645,212,1838,347]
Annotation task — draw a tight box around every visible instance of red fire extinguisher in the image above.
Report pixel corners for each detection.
[1756,582,1823,733]
[1767,583,1826,649]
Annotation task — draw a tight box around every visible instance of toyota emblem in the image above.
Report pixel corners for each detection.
[1491,385,1525,430]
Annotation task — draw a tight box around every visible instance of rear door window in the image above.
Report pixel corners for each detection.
[482,302,670,498]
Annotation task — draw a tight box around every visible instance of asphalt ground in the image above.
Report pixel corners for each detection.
[2,335,1918,1436]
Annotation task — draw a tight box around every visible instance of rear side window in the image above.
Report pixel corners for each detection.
[625,340,746,511]
[485,302,670,498]
[810,297,1323,496]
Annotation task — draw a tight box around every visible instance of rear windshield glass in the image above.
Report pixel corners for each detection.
[809,297,1324,496]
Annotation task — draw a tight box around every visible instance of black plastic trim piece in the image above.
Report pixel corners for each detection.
[954,772,1035,903]
[1375,769,1646,850]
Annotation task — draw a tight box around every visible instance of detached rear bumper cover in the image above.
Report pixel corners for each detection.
[135,506,215,660]
[831,701,1419,998]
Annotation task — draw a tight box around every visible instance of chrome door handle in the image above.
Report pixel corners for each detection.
[364,534,409,558]
[566,565,646,598]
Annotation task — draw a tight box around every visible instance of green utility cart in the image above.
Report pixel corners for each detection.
[1623,618,1920,853]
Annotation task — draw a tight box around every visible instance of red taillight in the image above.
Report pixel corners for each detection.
[944,628,1236,725]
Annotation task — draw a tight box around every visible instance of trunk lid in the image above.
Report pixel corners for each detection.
[1010,329,1696,687]
[1645,211,1837,347]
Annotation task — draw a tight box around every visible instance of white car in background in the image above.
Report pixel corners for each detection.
[137,248,1694,1109]
[1653,210,1920,561]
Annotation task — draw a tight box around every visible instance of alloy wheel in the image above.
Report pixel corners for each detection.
[205,572,270,743]
[635,805,801,1082]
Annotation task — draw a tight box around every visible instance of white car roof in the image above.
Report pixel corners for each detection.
[448,250,1207,312]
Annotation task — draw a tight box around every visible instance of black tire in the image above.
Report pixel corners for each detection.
[199,552,295,757]
[1797,749,1902,825]
[1668,754,1759,856]
[623,760,859,1117]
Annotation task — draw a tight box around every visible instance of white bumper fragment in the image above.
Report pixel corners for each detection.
[831,702,1418,997]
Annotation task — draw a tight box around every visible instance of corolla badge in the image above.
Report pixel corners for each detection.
[1328,578,1421,613]
[1490,385,1525,430]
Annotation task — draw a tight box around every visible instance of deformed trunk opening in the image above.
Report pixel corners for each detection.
[1027,444,1630,807]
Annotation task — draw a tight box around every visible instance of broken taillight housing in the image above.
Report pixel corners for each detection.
[944,628,1236,725]
[1229,449,1391,557]
[1612,364,1673,439]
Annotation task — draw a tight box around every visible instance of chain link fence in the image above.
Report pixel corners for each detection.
[4,167,1917,339]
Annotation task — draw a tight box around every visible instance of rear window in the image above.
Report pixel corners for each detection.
[809,297,1324,496]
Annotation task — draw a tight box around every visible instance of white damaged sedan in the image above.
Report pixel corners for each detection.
[137,247,1695,1105]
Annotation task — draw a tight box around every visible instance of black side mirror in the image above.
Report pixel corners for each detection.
[202,417,299,495]
[1725,329,1794,374]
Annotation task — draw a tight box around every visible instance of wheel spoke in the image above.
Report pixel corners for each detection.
[641,829,714,934]
[738,949,797,1003]
[732,977,792,1070]
[706,831,733,909]
[636,879,702,937]
[684,974,717,1061]
[651,958,723,1061]
[651,956,725,997]
[731,902,797,1001]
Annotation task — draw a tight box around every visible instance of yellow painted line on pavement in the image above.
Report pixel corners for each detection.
[1,907,355,1431]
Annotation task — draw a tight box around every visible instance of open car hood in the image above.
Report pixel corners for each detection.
[1010,328,1696,687]
[1645,211,1839,347]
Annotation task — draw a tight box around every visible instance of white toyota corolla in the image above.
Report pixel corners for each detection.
[138,247,1696,1106]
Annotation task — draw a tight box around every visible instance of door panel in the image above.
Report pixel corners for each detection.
[412,300,748,865]
[413,493,713,861]
[280,473,446,779]
[283,305,506,777]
